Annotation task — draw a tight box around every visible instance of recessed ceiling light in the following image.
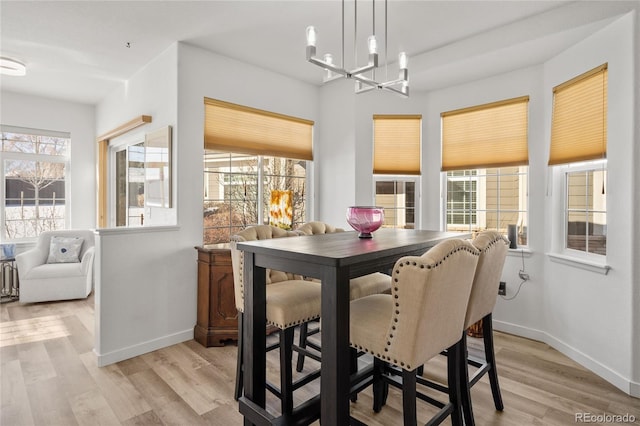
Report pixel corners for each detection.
[0,57,26,76]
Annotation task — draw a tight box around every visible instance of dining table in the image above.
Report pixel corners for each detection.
[236,228,470,426]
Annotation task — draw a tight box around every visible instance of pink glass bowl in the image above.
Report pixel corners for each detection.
[346,206,384,238]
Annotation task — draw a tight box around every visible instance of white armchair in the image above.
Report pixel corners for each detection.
[16,229,96,303]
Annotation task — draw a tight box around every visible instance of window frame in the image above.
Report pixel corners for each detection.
[203,151,311,244]
[1,131,71,242]
[559,159,607,261]
[373,175,420,230]
[442,166,529,246]
[107,132,146,228]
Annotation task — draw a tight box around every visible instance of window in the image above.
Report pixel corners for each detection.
[372,115,421,229]
[203,151,307,244]
[446,170,477,227]
[373,115,421,175]
[445,167,528,245]
[374,178,418,229]
[1,126,70,240]
[550,64,607,258]
[203,98,313,244]
[441,96,529,243]
[114,142,145,227]
[564,162,606,256]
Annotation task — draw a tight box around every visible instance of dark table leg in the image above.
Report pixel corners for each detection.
[243,252,267,426]
[320,266,351,425]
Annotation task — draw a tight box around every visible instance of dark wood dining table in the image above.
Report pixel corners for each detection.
[236,228,469,426]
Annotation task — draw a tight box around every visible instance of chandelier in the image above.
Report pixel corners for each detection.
[305,0,409,97]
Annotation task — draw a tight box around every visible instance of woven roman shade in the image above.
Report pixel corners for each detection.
[549,64,607,165]
[441,96,529,171]
[204,98,314,161]
[373,115,422,175]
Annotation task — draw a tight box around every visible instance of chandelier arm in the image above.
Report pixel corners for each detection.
[352,74,380,88]
[306,0,409,97]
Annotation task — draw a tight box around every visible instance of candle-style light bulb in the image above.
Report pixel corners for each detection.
[306,26,317,47]
[398,52,408,70]
[367,35,378,55]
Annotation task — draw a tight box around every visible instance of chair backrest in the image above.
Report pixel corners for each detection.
[229,225,301,312]
[464,231,509,329]
[386,239,479,370]
[296,221,344,235]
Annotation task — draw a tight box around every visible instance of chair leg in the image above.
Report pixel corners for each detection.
[372,358,388,412]
[295,322,309,372]
[459,333,475,426]
[350,347,358,403]
[447,340,463,426]
[279,327,295,415]
[482,313,504,411]
[234,312,243,401]
[402,369,417,426]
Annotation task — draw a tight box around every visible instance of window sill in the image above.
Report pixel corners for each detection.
[547,252,611,275]
[507,247,533,258]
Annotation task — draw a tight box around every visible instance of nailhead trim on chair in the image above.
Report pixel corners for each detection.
[352,244,480,371]
[270,315,321,330]
[232,230,322,329]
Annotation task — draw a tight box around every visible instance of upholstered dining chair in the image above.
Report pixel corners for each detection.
[293,221,392,372]
[230,225,323,416]
[459,230,509,425]
[349,239,480,426]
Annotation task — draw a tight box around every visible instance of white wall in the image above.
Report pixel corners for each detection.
[542,12,637,395]
[93,44,185,365]
[632,8,640,396]
[423,66,548,336]
[323,10,638,396]
[177,42,320,240]
[92,41,321,365]
[315,78,357,227]
[0,91,96,241]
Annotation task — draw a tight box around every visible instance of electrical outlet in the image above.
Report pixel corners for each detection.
[498,281,506,295]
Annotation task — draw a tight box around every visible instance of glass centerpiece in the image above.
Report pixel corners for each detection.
[346,206,384,238]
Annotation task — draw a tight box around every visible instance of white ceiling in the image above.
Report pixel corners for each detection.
[0,1,635,105]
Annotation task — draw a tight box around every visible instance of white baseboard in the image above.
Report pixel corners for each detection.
[492,319,546,342]
[94,328,193,367]
[493,319,639,397]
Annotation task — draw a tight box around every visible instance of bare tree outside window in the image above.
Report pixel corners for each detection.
[2,129,69,240]
[203,152,307,244]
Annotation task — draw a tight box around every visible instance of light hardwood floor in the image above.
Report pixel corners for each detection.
[1,295,639,426]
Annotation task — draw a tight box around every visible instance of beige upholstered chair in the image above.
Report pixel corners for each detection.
[349,239,480,426]
[459,231,509,425]
[294,221,392,371]
[230,225,322,415]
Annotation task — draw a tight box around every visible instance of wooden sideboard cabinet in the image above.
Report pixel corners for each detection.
[194,244,238,347]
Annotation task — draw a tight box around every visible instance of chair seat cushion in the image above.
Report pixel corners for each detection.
[266,280,322,329]
[349,272,391,300]
[350,294,393,357]
[25,262,84,279]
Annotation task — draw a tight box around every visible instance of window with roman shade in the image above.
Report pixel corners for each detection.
[373,115,422,175]
[549,64,608,261]
[204,98,313,161]
[441,96,530,245]
[549,64,607,165]
[441,96,529,171]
